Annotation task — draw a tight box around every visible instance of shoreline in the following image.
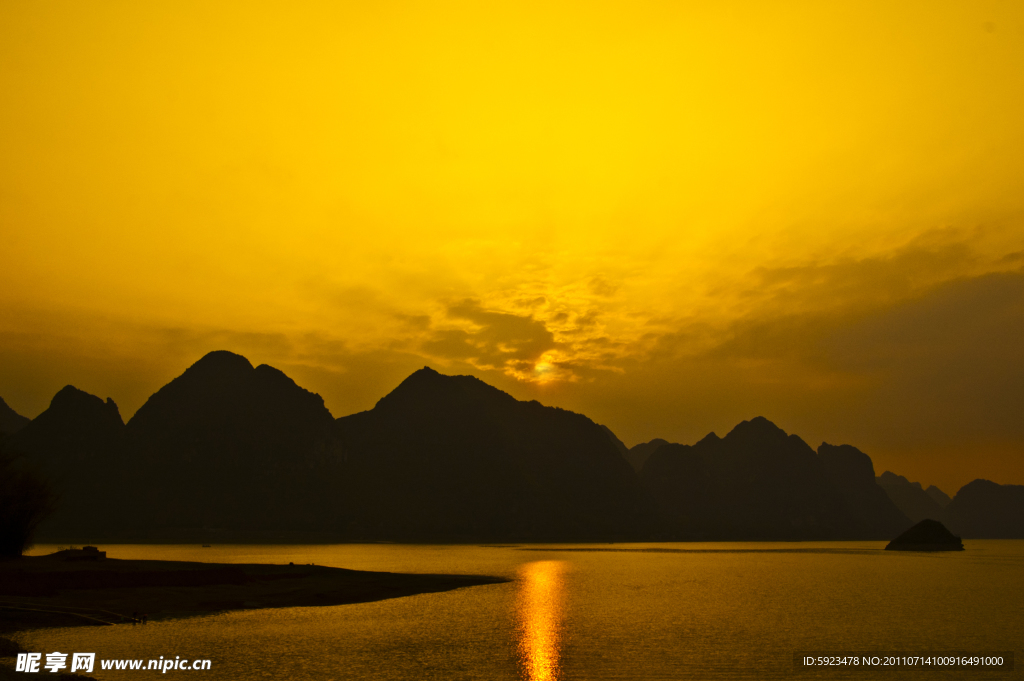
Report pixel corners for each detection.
[0,551,508,636]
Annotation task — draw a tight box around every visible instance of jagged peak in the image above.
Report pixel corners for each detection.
[128,350,336,431]
[50,385,115,412]
[951,479,1024,505]
[127,352,252,422]
[724,416,788,440]
[254,363,294,381]
[184,350,254,376]
[29,385,125,428]
[253,364,329,412]
[377,366,515,411]
[925,484,952,507]
[958,478,1001,491]
[695,432,720,445]
[818,442,877,481]
[819,442,869,456]
[385,366,446,394]
[878,470,912,486]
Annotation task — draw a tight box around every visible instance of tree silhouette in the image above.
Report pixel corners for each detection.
[0,451,56,557]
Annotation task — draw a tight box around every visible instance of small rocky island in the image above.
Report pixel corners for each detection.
[885,519,964,551]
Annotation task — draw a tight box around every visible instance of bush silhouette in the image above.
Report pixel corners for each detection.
[0,453,56,557]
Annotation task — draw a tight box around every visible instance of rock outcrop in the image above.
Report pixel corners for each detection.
[885,519,964,551]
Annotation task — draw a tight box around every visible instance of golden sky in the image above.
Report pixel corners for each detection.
[2,0,1023,494]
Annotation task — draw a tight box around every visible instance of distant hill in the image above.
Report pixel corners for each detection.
[818,444,910,538]
[876,471,947,524]
[333,367,655,541]
[640,418,909,540]
[0,397,31,438]
[626,439,669,473]
[945,479,1024,539]
[600,424,629,459]
[926,485,952,508]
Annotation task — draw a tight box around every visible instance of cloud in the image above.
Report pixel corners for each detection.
[824,269,1024,439]
[418,299,571,382]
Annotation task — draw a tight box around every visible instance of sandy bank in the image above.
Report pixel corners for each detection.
[0,549,507,634]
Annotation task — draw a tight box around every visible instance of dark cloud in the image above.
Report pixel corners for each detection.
[746,235,979,314]
[420,329,479,360]
[512,296,547,308]
[566,309,600,333]
[421,299,560,369]
[393,313,431,330]
[588,277,619,297]
[824,269,1024,440]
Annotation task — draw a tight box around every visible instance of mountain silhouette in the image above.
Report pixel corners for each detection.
[0,397,30,438]
[876,471,947,524]
[945,479,1024,538]
[118,350,345,541]
[2,386,126,539]
[600,424,630,459]
[626,438,669,473]
[641,418,909,539]
[333,367,655,541]
[4,351,1021,543]
[925,485,952,508]
[818,444,910,538]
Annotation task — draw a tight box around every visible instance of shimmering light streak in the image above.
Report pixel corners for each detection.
[515,561,567,681]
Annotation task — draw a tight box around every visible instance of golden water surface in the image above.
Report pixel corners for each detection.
[18,542,1024,680]
[516,561,567,681]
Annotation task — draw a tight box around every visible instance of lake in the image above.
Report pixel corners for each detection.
[18,541,1023,680]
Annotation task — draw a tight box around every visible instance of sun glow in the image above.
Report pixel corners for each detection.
[527,351,575,386]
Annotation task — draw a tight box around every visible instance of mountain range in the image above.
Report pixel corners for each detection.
[2,350,1022,542]
[639,422,908,539]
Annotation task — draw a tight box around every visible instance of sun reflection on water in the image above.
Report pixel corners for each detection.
[515,560,567,681]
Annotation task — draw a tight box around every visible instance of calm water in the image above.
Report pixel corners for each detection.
[18,542,1024,680]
